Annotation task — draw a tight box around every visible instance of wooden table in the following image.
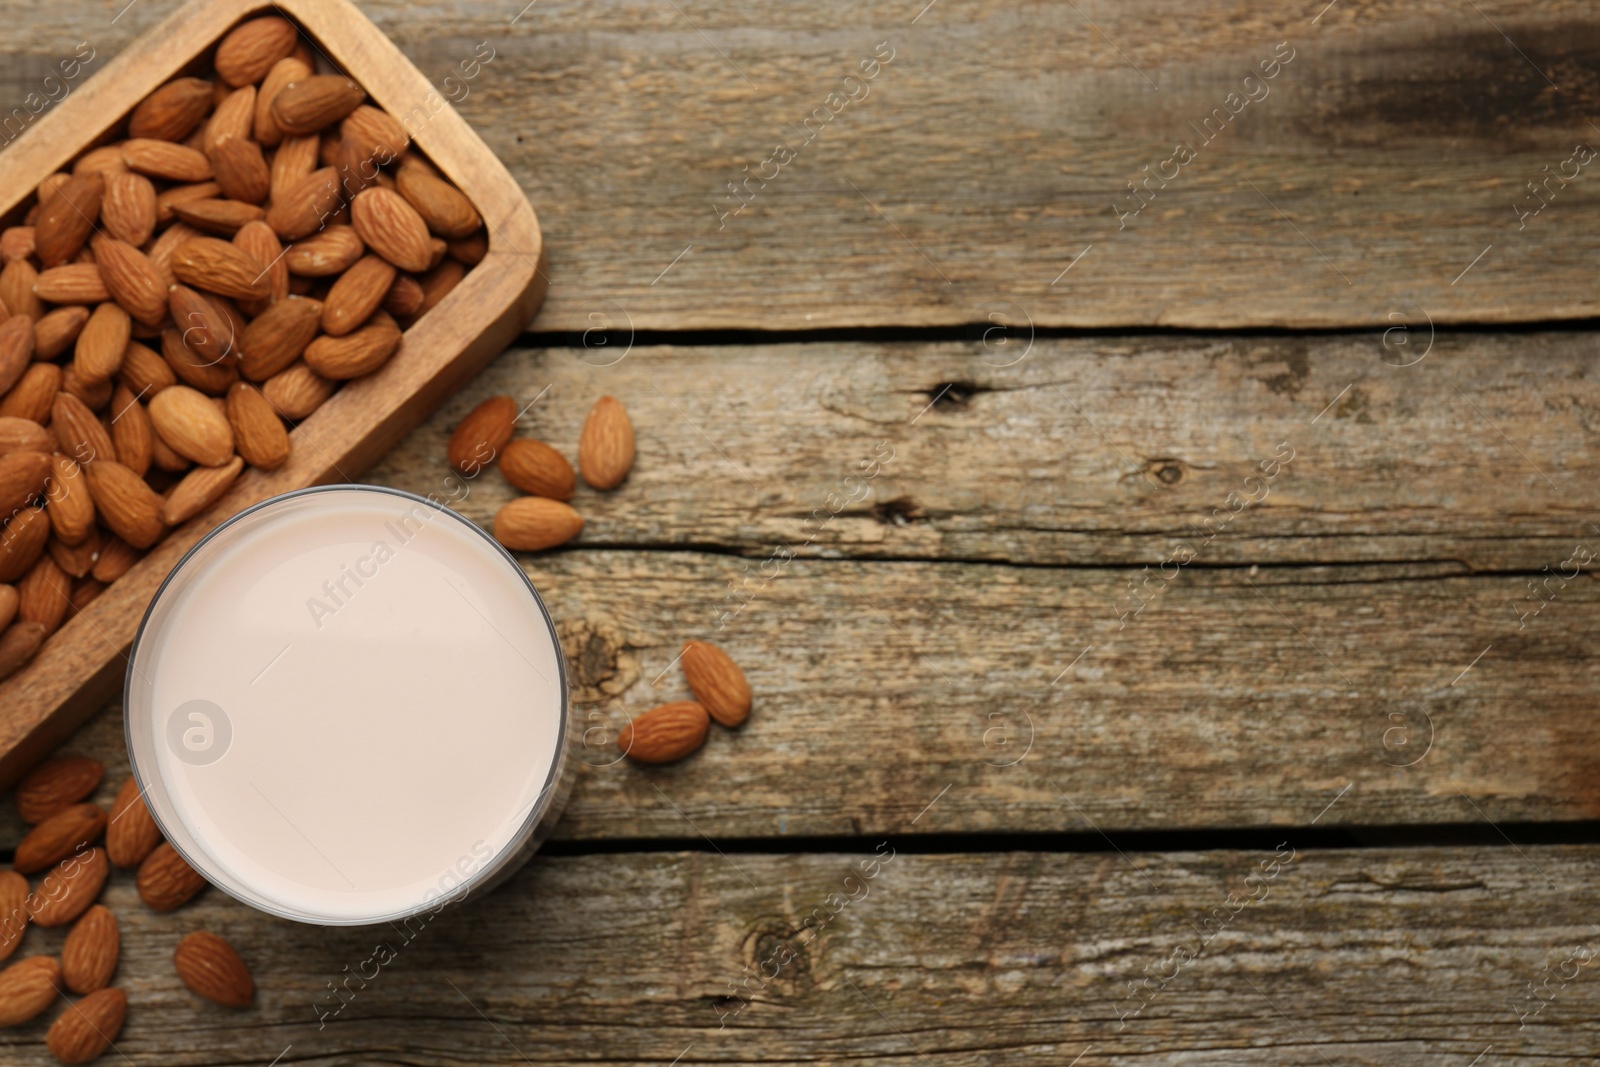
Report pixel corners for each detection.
[5,1,1600,1063]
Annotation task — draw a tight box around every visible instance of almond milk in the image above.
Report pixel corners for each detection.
[125,486,570,924]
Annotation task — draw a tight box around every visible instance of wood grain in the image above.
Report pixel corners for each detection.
[1,847,1597,1064]
[8,550,1598,843]
[0,0,546,788]
[6,1,1597,331]
[361,333,1600,571]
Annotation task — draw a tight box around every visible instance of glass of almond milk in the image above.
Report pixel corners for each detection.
[125,485,573,926]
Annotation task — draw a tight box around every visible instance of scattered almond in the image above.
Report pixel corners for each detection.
[499,439,576,500]
[46,987,126,1064]
[618,702,711,764]
[0,955,60,1026]
[14,802,107,875]
[60,904,118,994]
[136,843,207,912]
[448,395,516,474]
[173,931,253,1007]
[0,871,26,962]
[27,847,109,927]
[579,395,635,489]
[105,775,162,868]
[492,498,583,552]
[681,641,753,727]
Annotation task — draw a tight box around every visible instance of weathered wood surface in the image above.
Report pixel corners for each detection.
[367,335,1600,571]
[6,2,1600,331]
[9,550,1598,843]
[3,847,1599,1065]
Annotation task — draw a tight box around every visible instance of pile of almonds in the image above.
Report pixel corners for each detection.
[0,757,253,1063]
[0,13,485,685]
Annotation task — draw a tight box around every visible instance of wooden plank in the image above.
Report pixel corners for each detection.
[0,0,547,788]
[0,847,1596,1063]
[7,1,1597,330]
[361,334,1600,571]
[9,551,1599,842]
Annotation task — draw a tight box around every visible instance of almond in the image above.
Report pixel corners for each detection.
[321,254,394,336]
[148,384,234,467]
[0,259,42,320]
[0,585,14,630]
[15,755,103,825]
[70,148,124,180]
[33,307,90,361]
[0,316,33,395]
[171,931,254,1009]
[0,620,46,682]
[224,382,290,470]
[266,166,343,240]
[680,641,753,727]
[52,393,114,467]
[49,530,100,579]
[255,57,311,146]
[0,871,25,962]
[285,224,363,275]
[90,236,167,325]
[0,450,51,513]
[46,455,96,545]
[215,16,299,87]
[60,905,118,995]
[136,843,206,911]
[0,227,35,263]
[105,777,161,869]
[161,455,244,525]
[14,803,106,875]
[579,395,635,489]
[0,508,50,584]
[107,388,153,478]
[171,236,270,301]
[33,263,108,304]
[499,439,576,500]
[382,274,424,318]
[233,221,287,305]
[63,369,111,418]
[352,187,432,271]
[90,537,140,583]
[304,317,400,379]
[166,284,237,366]
[267,134,319,202]
[161,326,238,396]
[396,160,481,239]
[84,462,165,548]
[0,418,51,458]
[67,578,104,615]
[492,497,583,552]
[73,302,131,385]
[238,296,321,380]
[154,182,221,227]
[34,173,104,267]
[129,77,213,141]
[418,258,466,316]
[17,554,70,635]
[170,198,264,236]
[210,136,271,204]
[341,105,409,162]
[123,139,213,183]
[1,364,61,422]
[27,847,109,926]
[271,75,365,135]
[0,955,60,1026]
[261,361,335,420]
[448,395,517,474]
[47,986,125,1064]
[98,172,156,247]
[618,701,711,764]
[448,230,488,266]
[205,86,256,152]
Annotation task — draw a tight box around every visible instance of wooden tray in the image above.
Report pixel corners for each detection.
[0,0,547,785]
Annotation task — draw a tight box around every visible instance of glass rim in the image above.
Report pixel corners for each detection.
[123,483,571,926]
